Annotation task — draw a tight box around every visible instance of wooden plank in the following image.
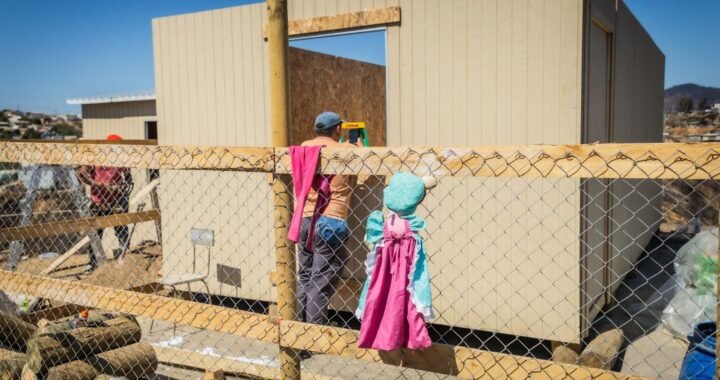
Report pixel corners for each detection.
[20,303,88,325]
[0,139,158,145]
[154,345,278,379]
[128,179,161,206]
[264,6,401,38]
[278,321,647,380]
[0,142,275,172]
[0,271,277,343]
[153,346,342,380]
[275,143,720,179]
[40,236,91,275]
[0,271,644,379]
[0,210,161,243]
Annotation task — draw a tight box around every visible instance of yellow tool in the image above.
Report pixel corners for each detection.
[340,122,369,146]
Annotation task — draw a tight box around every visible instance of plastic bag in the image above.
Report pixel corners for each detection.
[674,227,718,293]
[663,284,716,340]
[662,228,718,340]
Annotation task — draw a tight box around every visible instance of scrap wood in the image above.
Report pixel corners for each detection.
[0,347,26,380]
[578,329,625,370]
[41,237,91,276]
[128,179,160,206]
[0,311,37,352]
[25,316,141,373]
[0,210,161,243]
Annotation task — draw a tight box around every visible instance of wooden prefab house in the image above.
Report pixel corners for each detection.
[151,0,664,344]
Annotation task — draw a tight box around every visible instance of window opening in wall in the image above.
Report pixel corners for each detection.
[289,29,387,146]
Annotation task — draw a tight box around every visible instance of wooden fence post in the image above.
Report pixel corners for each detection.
[267,0,300,379]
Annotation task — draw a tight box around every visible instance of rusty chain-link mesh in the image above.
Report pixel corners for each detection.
[0,142,717,379]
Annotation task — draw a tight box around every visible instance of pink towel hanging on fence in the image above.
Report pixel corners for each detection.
[357,214,432,351]
[288,146,333,251]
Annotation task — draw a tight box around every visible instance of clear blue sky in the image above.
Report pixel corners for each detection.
[0,0,717,114]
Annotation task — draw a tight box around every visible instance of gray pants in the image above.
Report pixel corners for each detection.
[297,217,349,324]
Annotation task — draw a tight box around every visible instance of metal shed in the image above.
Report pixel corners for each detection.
[151,0,664,344]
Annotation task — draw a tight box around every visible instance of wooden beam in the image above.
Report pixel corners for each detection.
[0,142,274,172]
[278,321,647,380]
[3,141,720,179]
[262,7,401,38]
[129,178,160,206]
[0,272,645,379]
[275,143,720,179]
[0,210,161,243]
[154,345,279,379]
[0,271,277,343]
[153,346,342,380]
[0,139,158,145]
[40,236,91,275]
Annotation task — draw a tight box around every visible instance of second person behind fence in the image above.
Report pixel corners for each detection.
[77,134,134,270]
[296,112,362,325]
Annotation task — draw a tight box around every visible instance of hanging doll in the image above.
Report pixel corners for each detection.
[356,172,437,351]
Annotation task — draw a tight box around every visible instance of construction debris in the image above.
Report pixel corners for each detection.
[6,311,158,380]
[0,311,37,352]
[578,329,625,370]
[0,347,26,380]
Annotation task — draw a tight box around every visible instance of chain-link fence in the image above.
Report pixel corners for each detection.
[0,141,717,379]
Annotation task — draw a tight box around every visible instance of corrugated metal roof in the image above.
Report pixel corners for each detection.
[66,90,156,105]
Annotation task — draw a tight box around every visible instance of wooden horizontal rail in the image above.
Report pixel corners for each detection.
[0,142,275,171]
[263,7,401,38]
[2,141,720,179]
[153,346,341,380]
[0,271,643,380]
[0,271,277,343]
[0,210,161,243]
[278,321,645,379]
[0,139,158,145]
[276,143,720,179]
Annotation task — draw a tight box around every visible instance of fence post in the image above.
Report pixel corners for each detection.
[266,0,300,379]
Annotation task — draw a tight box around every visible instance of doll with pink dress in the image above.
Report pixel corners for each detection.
[356,172,437,351]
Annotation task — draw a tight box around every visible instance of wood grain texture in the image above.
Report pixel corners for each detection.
[275,143,720,179]
[2,142,720,179]
[153,346,342,380]
[288,47,386,146]
[40,237,91,275]
[0,142,275,171]
[264,6,401,37]
[0,210,161,243]
[278,321,647,379]
[0,271,277,344]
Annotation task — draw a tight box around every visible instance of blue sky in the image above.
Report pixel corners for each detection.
[0,0,717,114]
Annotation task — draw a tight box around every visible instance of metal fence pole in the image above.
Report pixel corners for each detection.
[267,0,300,379]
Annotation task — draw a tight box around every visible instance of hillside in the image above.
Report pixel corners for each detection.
[664,83,720,112]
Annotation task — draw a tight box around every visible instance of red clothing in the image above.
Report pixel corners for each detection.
[89,166,129,205]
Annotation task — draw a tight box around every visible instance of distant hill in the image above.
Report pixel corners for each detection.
[664,83,720,112]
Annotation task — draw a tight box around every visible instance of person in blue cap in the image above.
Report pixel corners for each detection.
[296,111,363,327]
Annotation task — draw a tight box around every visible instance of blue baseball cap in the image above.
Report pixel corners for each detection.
[315,111,343,131]
[384,172,426,216]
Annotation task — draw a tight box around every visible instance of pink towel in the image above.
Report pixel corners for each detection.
[357,215,432,351]
[288,146,333,251]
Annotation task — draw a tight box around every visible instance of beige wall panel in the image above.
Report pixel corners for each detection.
[81,101,156,140]
[154,0,585,342]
